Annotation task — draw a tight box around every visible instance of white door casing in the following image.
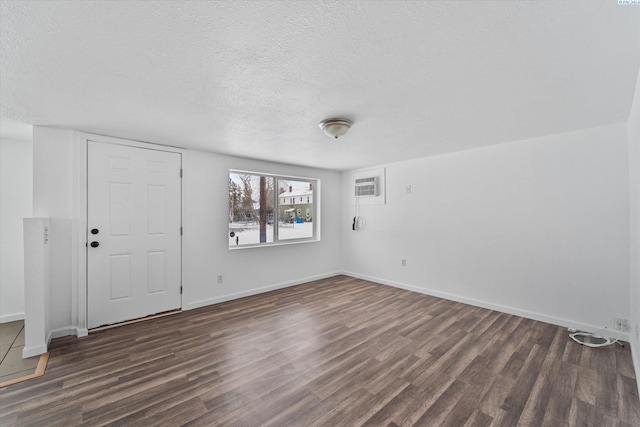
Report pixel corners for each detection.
[87,141,182,328]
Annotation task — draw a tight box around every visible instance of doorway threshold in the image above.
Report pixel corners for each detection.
[89,309,181,333]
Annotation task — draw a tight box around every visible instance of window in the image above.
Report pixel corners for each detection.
[229,171,318,248]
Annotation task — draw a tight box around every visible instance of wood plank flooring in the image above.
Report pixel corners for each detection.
[1,275,638,426]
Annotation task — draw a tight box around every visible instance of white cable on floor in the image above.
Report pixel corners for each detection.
[568,329,622,348]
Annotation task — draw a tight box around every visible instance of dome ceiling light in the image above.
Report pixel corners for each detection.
[319,118,353,139]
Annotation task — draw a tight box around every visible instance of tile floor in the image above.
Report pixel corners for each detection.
[0,321,40,384]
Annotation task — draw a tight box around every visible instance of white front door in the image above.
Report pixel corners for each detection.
[87,141,182,329]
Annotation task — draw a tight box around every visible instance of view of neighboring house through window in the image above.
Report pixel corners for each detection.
[229,171,317,248]
[277,179,314,241]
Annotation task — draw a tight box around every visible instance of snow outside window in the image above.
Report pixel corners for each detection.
[229,171,318,248]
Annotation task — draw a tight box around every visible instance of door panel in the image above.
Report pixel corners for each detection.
[109,254,131,300]
[147,251,166,293]
[88,141,181,328]
[109,182,131,236]
[147,185,166,234]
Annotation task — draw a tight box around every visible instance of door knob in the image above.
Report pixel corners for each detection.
[90,241,100,248]
[91,228,99,235]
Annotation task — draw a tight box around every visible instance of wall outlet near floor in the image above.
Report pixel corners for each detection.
[614,317,629,332]
[401,259,406,267]
[217,275,223,284]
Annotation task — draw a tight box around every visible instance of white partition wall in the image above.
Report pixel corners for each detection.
[22,218,49,358]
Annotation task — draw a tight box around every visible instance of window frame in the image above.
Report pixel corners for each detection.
[229,170,319,249]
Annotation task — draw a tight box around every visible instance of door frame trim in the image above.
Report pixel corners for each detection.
[73,132,185,334]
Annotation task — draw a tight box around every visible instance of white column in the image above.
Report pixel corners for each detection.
[22,218,49,358]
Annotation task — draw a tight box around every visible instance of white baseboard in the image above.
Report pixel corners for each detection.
[47,326,89,344]
[184,271,342,311]
[22,344,47,358]
[342,271,631,342]
[0,312,25,324]
[20,326,94,359]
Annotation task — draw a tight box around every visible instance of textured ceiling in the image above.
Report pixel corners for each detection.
[1,1,639,171]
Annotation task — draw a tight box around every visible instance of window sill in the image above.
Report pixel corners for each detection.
[228,238,320,250]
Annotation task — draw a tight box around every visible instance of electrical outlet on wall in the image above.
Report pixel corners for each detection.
[401,259,407,267]
[217,275,223,284]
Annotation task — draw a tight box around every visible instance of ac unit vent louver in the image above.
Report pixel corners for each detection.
[355,177,378,197]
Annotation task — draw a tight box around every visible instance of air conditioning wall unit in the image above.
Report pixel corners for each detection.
[355,176,378,198]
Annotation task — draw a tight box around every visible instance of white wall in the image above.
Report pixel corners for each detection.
[0,137,32,322]
[628,68,640,387]
[183,150,342,309]
[342,123,631,336]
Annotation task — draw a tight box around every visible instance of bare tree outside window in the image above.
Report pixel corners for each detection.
[229,171,317,248]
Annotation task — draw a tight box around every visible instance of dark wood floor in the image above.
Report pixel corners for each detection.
[1,276,638,426]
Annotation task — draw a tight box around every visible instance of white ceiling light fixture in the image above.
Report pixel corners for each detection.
[319,118,353,139]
